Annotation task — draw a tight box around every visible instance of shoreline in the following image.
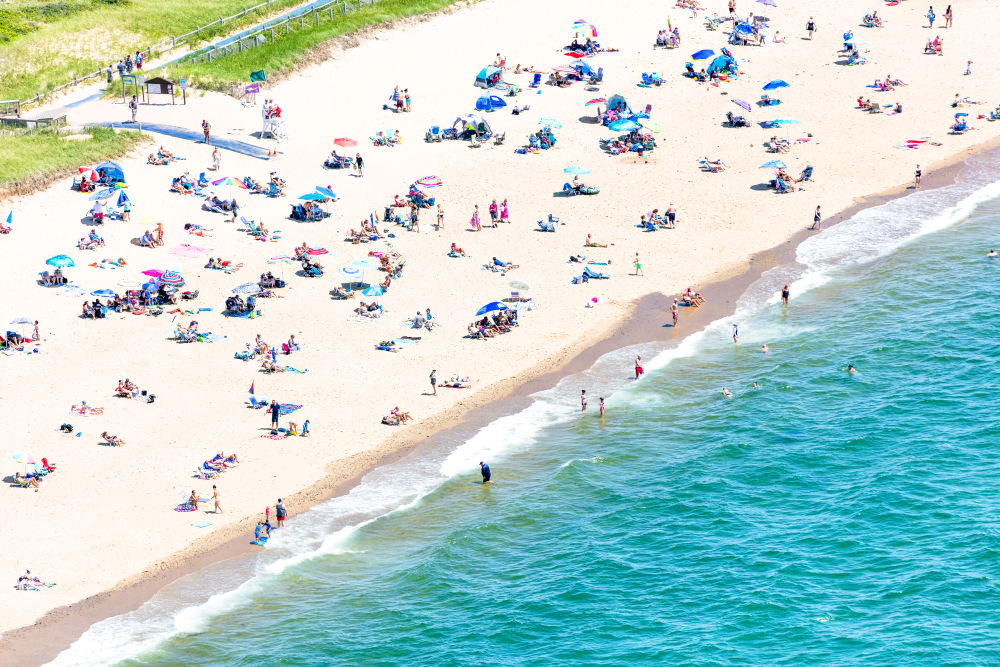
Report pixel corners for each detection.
[2,139,984,665]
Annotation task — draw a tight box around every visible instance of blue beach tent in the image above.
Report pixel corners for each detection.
[475,66,503,88]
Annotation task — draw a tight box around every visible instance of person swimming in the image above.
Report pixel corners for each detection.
[480,461,491,483]
[846,364,859,374]
[987,249,997,258]
[722,387,733,398]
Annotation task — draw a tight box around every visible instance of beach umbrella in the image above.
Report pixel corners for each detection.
[141,281,159,291]
[585,98,606,106]
[733,99,752,112]
[141,269,163,278]
[774,118,800,125]
[12,451,36,474]
[298,192,325,201]
[266,256,295,264]
[90,289,116,298]
[763,79,789,90]
[9,316,33,336]
[315,186,337,199]
[351,259,379,270]
[476,301,509,316]
[538,118,563,128]
[509,280,530,291]
[160,270,184,286]
[691,49,715,60]
[757,0,776,6]
[333,137,357,147]
[117,278,143,289]
[735,22,754,34]
[45,255,75,268]
[564,52,586,59]
[955,112,969,117]
[307,247,329,256]
[211,176,245,200]
[845,35,866,46]
[552,65,576,73]
[609,119,640,132]
[638,118,661,133]
[564,166,591,175]
[362,285,384,297]
[416,176,442,187]
[232,282,261,295]
[760,160,787,169]
[89,188,115,201]
[117,190,131,207]
[338,266,364,284]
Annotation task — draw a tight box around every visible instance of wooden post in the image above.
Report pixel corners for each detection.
[300,16,304,29]
[271,28,274,41]
[315,11,319,26]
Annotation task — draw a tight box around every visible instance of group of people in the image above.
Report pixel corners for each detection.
[225,293,258,315]
[381,406,412,425]
[467,310,518,339]
[654,27,681,48]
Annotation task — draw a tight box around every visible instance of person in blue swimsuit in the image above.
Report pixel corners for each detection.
[480,461,491,483]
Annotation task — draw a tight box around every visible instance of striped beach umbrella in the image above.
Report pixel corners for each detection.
[160,270,184,286]
[416,176,442,187]
[306,247,329,256]
[585,98,606,106]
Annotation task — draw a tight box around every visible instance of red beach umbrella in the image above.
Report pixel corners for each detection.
[333,138,357,147]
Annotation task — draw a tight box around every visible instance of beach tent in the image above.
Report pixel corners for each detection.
[569,61,596,77]
[606,93,632,114]
[452,113,493,138]
[475,95,508,112]
[95,161,125,184]
[474,66,503,89]
[708,53,737,75]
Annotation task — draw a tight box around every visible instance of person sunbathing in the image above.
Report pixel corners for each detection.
[703,157,727,170]
[15,473,40,490]
[585,234,608,248]
[269,172,287,188]
[382,414,401,425]
[158,146,175,159]
[885,74,906,86]
[450,243,467,256]
[101,431,124,446]
[683,287,706,305]
[391,407,412,423]
[261,358,284,372]
[148,153,169,165]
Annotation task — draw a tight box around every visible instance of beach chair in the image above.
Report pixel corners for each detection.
[799,166,814,182]
[41,458,56,472]
[775,180,791,194]
[494,132,506,146]
[266,182,283,197]
[643,220,657,232]
[248,395,269,409]
[583,266,609,279]
[530,73,542,88]
[425,125,442,142]
[537,220,556,232]
[589,67,603,85]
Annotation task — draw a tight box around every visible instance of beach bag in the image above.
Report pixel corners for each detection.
[60,423,74,433]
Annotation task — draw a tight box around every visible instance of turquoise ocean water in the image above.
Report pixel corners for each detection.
[50,155,1000,666]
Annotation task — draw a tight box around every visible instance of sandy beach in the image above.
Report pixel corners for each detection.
[3,0,1000,651]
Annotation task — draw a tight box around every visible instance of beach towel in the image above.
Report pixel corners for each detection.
[174,503,197,512]
[261,433,287,440]
[282,366,308,373]
[69,406,104,416]
[279,403,302,415]
[170,243,212,258]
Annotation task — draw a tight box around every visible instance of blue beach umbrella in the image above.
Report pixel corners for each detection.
[774,118,800,125]
[117,190,131,207]
[338,266,364,283]
[46,254,75,268]
[564,166,591,175]
[760,160,787,169]
[141,281,159,291]
[608,119,640,132]
[757,0,777,6]
[955,112,969,117]
[315,186,337,199]
[733,99,752,112]
[691,49,715,60]
[89,187,115,201]
[91,289,115,298]
[763,79,789,90]
[298,192,324,201]
[231,282,261,295]
[362,285,384,297]
[735,23,754,34]
[351,259,379,270]
[476,301,509,316]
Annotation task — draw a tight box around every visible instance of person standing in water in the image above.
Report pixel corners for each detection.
[599,397,605,417]
[811,205,822,230]
[635,355,644,379]
[671,302,679,327]
[480,461,491,483]
[915,165,922,189]
[732,323,739,343]
[581,390,588,411]
[781,284,790,305]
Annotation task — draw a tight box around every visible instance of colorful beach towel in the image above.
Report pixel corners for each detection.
[278,403,302,415]
[174,503,197,512]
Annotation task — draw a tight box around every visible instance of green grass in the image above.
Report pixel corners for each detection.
[0,0,308,100]
[0,126,147,190]
[158,0,470,91]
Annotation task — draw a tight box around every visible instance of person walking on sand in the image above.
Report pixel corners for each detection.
[927,6,935,29]
[129,95,138,123]
[581,390,588,411]
[480,461,491,483]
[944,4,952,28]
[276,498,286,527]
[436,204,444,230]
[212,484,222,513]
[212,147,221,172]
[634,252,643,276]
[429,369,437,396]
[915,165,922,189]
[202,119,211,144]
[671,302,679,327]
[500,198,510,223]
[781,284,790,305]
[635,354,644,379]
[812,205,822,230]
[269,399,280,431]
[806,16,816,39]
[355,153,364,177]
[965,60,973,76]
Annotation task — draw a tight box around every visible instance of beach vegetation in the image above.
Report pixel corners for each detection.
[0,126,147,195]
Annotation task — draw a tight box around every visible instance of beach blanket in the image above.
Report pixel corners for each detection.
[281,366,308,373]
[261,433,287,440]
[174,503,197,512]
[279,403,302,415]
[69,406,103,416]
[170,243,212,258]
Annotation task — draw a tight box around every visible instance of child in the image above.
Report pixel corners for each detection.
[301,419,310,436]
